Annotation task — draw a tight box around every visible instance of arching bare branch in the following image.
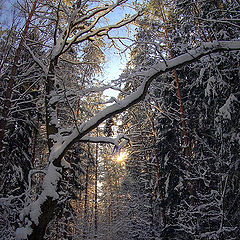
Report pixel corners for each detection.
[17,40,240,240]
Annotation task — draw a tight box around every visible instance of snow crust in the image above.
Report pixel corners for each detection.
[16,163,61,239]
[219,94,238,119]
[61,158,72,169]
[16,222,32,240]
[205,76,217,97]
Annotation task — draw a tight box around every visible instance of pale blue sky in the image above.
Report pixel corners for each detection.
[100,1,139,98]
[1,0,140,97]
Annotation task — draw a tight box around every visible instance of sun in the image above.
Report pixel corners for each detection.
[116,151,128,163]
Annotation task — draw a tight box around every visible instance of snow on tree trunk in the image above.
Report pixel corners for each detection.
[16,40,240,239]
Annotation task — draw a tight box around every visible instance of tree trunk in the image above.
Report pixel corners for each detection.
[45,60,59,150]
[147,104,166,227]
[158,1,193,199]
[94,139,99,238]
[83,161,90,239]
[28,198,57,240]
[15,39,240,239]
[0,0,38,155]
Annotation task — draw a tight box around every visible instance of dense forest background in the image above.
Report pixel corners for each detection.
[0,0,240,239]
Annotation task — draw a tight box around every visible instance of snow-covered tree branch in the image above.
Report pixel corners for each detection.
[1,0,240,239]
[16,39,240,239]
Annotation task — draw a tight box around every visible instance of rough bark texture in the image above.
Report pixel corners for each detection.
[28,198,57,240]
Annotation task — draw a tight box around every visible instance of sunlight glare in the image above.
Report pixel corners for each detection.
[116,151,128,163]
